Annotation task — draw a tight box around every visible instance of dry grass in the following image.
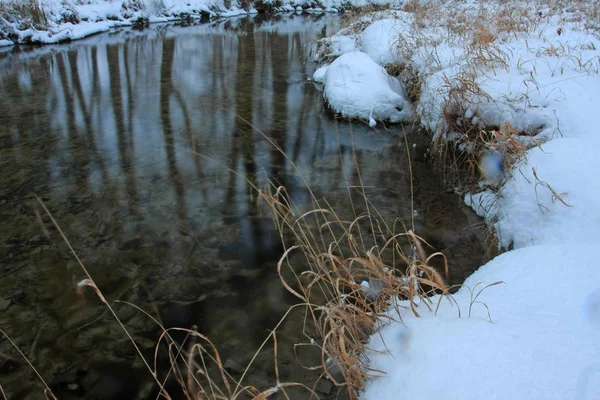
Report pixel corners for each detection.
[532,167,572,213]
[243,124,453,398]
[0,0,49,30]
[253,198,451,398]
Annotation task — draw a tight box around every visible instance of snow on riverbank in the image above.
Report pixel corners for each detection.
[0,0,251,45]
[313,1,600,398]
[0,0,403,46]
[365,244,600,400]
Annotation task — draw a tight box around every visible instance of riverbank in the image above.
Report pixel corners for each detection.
[310,1,600,398]
[0,0,400,46]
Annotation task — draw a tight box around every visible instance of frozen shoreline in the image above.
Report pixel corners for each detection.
[0,0,396,46]
[311,1,600,398]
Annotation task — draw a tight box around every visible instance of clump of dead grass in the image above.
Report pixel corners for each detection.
[0,0,49,30]
[250,140,451,398]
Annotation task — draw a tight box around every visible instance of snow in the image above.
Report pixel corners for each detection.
[361,16,412,65]
[363,244,600,400]
[468,136,600,250]
[317,51,412,123]
[29,21,113,43]
[311,1,600,399]
[312,64,329,83]
[76,2,123,22]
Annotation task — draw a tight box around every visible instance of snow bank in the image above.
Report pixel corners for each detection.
[317,51,411,123]
[0,0,403,46]
[313,11,417,123]
[26,21,113,43]
[312,63,329,83]
[364,244,600,400]
[468,136,600,250]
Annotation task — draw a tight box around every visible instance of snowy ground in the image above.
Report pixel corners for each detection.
[311,0,600,398]
[0,0,404,46]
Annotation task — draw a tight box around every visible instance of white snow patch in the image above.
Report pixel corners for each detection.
[312,64,328,83]
[321,51,411,122]
[361,15,412,65]
[475,137,600,250]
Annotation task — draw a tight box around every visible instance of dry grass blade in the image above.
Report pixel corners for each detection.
[113,301,200,400]
[233,304,309,395]
[251,382,319,400]
[277,245,309,301]
[468,281,505,319]
[532,167,572,207]
[156,327,232,399]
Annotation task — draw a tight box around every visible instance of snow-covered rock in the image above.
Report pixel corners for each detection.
[318,51,412,123]
[312,64,329,83]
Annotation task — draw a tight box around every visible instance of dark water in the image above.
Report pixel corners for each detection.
[0,15,488,399]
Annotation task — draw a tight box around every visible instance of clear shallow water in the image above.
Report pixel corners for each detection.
[0,15,488,399]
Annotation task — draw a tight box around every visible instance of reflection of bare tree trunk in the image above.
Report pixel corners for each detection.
[1,70,47,199]
[293,32,307,75]
[107,44,140,217]
[57,52,90,193]
[255,33,270,123]
[233,22,257,195]
[123,43,135,142]
[172,89,207,201]
[69,50,109,188]
[269,31,289,185]
[229,21,260,259]
[90,47,103,126]
[213,37,228,107]
[160,37,189,232]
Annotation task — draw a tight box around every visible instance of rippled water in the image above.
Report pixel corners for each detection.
[0,15,488,399]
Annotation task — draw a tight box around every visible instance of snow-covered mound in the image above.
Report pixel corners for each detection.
[315,51,412,123]
[361,15,412,65]
[468,136,600,250]
[363,243,600,400]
